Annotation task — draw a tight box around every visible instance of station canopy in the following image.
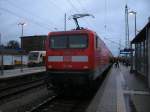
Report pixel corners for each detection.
[131,21,150,44]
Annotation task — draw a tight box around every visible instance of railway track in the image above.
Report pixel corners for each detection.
[25,66,112,112]
[26,89,94,112]
[0,77,46,101]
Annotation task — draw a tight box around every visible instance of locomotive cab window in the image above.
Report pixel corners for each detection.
[50,36,67,49]
[49,35,88,49]
[69,35,88,48]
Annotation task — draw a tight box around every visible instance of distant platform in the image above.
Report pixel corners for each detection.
[0,66,46,80]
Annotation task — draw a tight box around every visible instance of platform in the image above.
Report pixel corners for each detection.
[87,64,150,112]
[0,67,46,80]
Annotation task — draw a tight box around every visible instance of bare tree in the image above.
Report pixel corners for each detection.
[7,40,20,49]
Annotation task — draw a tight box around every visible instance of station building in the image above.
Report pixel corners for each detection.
[131,20,150,87]
[21,35,47,53]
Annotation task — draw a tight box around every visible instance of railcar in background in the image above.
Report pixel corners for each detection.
[45,29,112,90]
[27,51,46,67]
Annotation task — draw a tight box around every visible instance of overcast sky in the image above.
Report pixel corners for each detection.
[0,0,149,56]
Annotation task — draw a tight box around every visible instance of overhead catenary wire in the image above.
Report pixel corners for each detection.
[5,0,95,31]
[48,0,65,11]
[48,0,67,30]
[66,0,79,13]
[74,0,96,29]
[104,37,125,48]
[0,7,52,31]
[76,0,89,12]
[66,0,94,29]
[4,0,57,30]
[104,0,108,32]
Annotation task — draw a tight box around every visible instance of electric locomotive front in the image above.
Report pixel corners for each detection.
[46,29,96,86]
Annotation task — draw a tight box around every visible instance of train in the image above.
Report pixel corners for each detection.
[27,51,46,67]
[45,28,112,90]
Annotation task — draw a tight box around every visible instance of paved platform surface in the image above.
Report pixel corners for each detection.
[0,67,46,79]
[121,66,150,112]
[87,64,150,112]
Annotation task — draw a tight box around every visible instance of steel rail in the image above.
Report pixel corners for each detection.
[26,95,57,112]
[0,78,46,101]
[0,77,45,91]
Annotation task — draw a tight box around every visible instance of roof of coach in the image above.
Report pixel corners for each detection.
[48,29,96,36]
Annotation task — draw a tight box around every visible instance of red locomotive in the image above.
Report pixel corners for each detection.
[45,29,112,89]
[45,14,112,90]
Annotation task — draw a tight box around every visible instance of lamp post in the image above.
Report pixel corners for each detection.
[18,22,26,37]
[64,13,66,31]
[129,11,137,37]
[18,22,26,72]
[129,10,137,72]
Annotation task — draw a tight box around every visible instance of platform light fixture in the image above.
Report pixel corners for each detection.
[18,22,26,37]
[18,22,26,72]
[129,11,137,37]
